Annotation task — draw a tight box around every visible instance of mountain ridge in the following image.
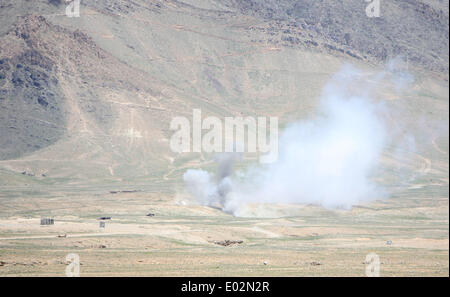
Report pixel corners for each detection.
[0,0,448,184]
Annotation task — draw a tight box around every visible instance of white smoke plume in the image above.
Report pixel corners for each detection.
[183,65,406,216]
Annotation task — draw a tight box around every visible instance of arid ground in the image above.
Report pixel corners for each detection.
[0,138,448,276]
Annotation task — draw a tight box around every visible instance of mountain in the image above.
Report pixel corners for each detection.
[0,0,448,187]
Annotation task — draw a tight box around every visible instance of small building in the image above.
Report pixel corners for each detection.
[99,221,105,228]
[40,218,54,225]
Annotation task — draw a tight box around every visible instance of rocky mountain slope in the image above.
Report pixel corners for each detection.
[222,0,449,73]
[0,0,448,185]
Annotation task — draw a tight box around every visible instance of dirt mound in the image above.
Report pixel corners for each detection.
[213,240,243,247]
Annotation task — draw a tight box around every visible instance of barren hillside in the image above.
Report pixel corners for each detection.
[0,0,448,185]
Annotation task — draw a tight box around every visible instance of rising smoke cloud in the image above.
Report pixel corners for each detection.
[183,65,406,216]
